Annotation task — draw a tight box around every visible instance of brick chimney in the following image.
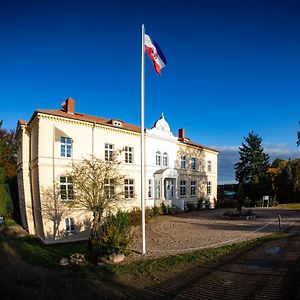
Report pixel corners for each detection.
[178,128,185,140]
[62,98,75,114]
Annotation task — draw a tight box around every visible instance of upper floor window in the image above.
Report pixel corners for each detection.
[207,160,212,172]
[124,179,134,199]
[60,176,74,201]
[163,152,168,167]
[181,155,186,169]
[65,217,75,233]
[156,151,161,166]
[191,180,196,197]
[60,137,72,157]
[104,179,115,199]
[191,157,196,170]
[180,180,186,197]
[207,181,211,195]
[105,143,114,161]
[125,146,133,164]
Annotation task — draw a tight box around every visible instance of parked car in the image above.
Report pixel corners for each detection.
[0,216,5,226]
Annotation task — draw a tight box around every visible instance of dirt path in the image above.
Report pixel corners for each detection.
[128,222,300,299]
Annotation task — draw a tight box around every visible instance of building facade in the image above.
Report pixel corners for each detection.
[16,98,219,243]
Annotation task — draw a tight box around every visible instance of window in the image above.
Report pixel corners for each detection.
[105,143,114,161]
[148,179,152,198]
[156,151,161,166]
[60,176,74,200]
[60,137,72,157]
[207,181,211,195]
[191,157,196,170]
[207,160,212,172]
[163,152,168,167]
[180,180,186,197]
[181,155,186,169]
[65,217,75,233]
[125,146,133,164]
[191,180,196,197]
[155,180,161,198]
[124,179,134,199]
[104,179,115,199]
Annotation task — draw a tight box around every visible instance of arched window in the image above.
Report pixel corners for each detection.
[163,152,168,167]
[156,151,161,166]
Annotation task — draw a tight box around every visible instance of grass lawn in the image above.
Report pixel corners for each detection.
[277,203,300,210]
[9,228,288,283]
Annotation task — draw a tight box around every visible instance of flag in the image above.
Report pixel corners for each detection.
[144,34,167,75]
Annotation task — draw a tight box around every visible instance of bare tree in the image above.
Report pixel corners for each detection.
[67,154,125,244]
[41,184,70,240]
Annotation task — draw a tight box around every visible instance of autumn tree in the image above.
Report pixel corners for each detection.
[67,154,125,248]
[235,132,270,205]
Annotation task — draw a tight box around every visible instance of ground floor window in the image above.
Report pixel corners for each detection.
[155,180,161,198]
[191,180,196,197]
[180,180,186,197]
[207,181,211,195]
[148,179,152,198]
[65,217,75,233]
[124,179,134,199]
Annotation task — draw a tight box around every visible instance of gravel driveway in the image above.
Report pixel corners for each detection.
[130,208,300,259]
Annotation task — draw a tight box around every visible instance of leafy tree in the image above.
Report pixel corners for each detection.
[0,121,17,179]
[67,154,125,252]
[0,167,13,217]
[235,132,270,205]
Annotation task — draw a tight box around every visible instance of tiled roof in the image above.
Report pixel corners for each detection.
[37,109,141,133]
[21,107,218,153]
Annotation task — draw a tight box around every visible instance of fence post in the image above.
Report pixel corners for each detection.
[278,214,282,232]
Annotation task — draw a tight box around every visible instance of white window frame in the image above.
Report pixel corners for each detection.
[65,217,75,233]
[207,181,211,195]
[180,180,186,197]
[124,179,134,199]
[181,155,186,169]
[148,179,152,198]
[60,137,72,158]
[155,180,161,198]
[163,152,168,167]
[191,157,196,170]
[156,151,161,166]
[104,179,115,199]
[105,143,114,161]
[60,176,74,201]
[207,160,212,172]
[191,180,196,197]
[125,146,133,164]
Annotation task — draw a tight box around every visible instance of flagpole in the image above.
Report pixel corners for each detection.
[141,24,146,255]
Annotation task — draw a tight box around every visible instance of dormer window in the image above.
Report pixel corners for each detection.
[109,119,123,127]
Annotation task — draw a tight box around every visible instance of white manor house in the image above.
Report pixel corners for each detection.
[16,98,219,243]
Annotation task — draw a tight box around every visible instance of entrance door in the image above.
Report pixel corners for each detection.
[165,179,174,200]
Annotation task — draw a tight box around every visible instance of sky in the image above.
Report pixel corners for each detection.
[0,0,299,183]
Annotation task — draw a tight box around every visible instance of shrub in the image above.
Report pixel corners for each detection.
[96,211,132,258]
[160,202,168,215]
[151,205,160,217]
[197,198,204,210]
[186,202,195,211]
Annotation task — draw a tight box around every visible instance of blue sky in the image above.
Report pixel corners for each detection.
[0,0,299,183]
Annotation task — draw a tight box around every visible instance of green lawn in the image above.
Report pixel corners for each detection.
[277,203,300,210]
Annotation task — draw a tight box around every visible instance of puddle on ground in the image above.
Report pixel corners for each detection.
[265,246,281,255]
